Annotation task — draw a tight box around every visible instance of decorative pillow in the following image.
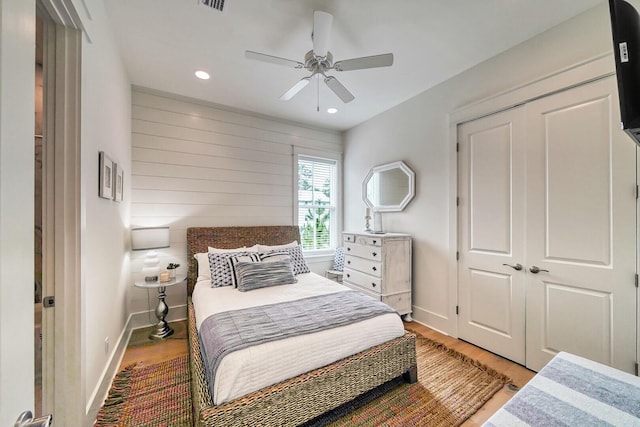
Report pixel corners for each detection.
[256,240,298,252]
[332,247,345,272]
[228,253,261,288]
[235,258,297,292]
[259,251,290,262]
[261,244,309,275]
[208,251,249,287]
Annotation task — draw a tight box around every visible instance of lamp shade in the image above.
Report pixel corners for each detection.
[131,227,170,251]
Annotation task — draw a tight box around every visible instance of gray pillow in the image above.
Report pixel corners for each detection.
[235,258,297,292]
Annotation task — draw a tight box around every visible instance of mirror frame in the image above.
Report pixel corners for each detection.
[362,160,415,212]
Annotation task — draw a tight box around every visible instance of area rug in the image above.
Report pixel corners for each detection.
[95,356,192,427]
[308,335,511,426]
[96,335,510,427]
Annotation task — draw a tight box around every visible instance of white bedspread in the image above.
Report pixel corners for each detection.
[192,272,405,405]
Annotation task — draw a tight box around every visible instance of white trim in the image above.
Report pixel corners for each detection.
[293,147,343,250]
[51,24,83,426]
[447,53,616,339]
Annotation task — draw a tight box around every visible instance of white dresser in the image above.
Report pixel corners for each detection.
[342,232,412,320]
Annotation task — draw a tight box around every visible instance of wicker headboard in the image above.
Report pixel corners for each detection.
[186,226,301,294]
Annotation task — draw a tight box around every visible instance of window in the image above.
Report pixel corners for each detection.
[297,155,338,252]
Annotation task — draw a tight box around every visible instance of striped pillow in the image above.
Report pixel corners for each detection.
[235,258,297,292]
[228,253,261,288]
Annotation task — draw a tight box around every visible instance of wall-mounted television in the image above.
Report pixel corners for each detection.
[609,0,640,145]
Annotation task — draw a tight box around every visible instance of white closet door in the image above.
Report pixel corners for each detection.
[457,107,527,364]
[525,76,637,373]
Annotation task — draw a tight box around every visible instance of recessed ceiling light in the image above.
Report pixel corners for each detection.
[195,70,210,80]
[327,107,338,114]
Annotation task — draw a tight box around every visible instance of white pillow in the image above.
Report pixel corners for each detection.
[256,240,298,252]
[208,246,246,253]
[194,252,212,281]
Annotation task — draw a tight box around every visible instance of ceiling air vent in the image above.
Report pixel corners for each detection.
[198,0,225,12]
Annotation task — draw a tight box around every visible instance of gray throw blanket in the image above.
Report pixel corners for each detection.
[198,290,396,402]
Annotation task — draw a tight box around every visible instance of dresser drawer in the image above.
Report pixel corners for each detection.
[343,242,382,262]
[344,255,382,277]
[343,234,356,243]
[355,235,383,246]
[343,267,382,293]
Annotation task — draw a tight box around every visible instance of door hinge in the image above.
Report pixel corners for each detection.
[456,143,460,153]
[456,305,459,315]
[43,296,55,308]
[456,197,460,206]
[636,274,638,288]
[456,251,459,261]
[635,363,639,376]
[636,185,639,199]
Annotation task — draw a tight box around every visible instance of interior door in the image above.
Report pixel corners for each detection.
[525,76,637,373]
[457,107,527,364]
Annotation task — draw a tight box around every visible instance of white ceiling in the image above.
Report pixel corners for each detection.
[105,0,603,131]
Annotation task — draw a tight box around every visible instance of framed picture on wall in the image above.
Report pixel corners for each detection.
[99,151,114,199]
[114,163,124,202]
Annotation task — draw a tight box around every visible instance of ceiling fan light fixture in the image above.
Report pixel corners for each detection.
[327,107,338,114]
[195,70,210,80]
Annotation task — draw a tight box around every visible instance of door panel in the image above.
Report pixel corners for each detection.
[525,77,636,372]
[458,107,527,364]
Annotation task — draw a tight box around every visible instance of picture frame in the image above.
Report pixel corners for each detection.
[99,151,114,199]
[114,163,124,202]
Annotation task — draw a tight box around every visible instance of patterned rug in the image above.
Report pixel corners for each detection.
[95,356,192,427]
[96,335,510,427]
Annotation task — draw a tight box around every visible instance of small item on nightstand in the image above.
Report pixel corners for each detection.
[159,271,171,282]
[166,263,180,279]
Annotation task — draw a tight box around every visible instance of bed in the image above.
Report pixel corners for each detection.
[483,351,640,426]
[186,226,417,427]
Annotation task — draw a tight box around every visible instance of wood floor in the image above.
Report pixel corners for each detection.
[120,319,535,426]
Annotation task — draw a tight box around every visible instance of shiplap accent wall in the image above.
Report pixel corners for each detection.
[129,87,342,318]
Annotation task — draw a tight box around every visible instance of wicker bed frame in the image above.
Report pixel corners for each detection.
[186,226,417,427]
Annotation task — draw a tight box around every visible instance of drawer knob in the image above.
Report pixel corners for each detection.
[347,260,351,264]
[347,247,351,251]
[346,273,350,278]
[372,252,377,257]
[372,266,377,272]
[372,283,376,287]
[373,240,377,244]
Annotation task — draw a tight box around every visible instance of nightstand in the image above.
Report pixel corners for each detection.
[134,275,186,340]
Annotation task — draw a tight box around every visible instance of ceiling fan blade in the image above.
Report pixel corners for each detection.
[245,50,304,68]
[324,76,355,103]
[279,77,311,101]
[312,11,333,57]
[334,53,394,72]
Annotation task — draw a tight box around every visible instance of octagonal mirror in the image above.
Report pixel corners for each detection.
[362,161,415,212]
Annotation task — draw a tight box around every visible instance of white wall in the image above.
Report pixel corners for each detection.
[343,4,614,335]
[128,88,342,322]
[72,0,132,422]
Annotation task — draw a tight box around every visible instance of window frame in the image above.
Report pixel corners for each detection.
[293,148,342,256]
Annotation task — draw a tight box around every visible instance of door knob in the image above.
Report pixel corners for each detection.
[529,266,549,274]
[15,411,52,427]
[502,263,523,271]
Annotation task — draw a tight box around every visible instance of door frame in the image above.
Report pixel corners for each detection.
[447,53,617,338]
[38,0,83,425]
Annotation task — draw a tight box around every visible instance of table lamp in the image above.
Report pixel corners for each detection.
[131,227,170,282]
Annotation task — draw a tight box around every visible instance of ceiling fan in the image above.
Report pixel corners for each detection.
[245,11,394,107]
